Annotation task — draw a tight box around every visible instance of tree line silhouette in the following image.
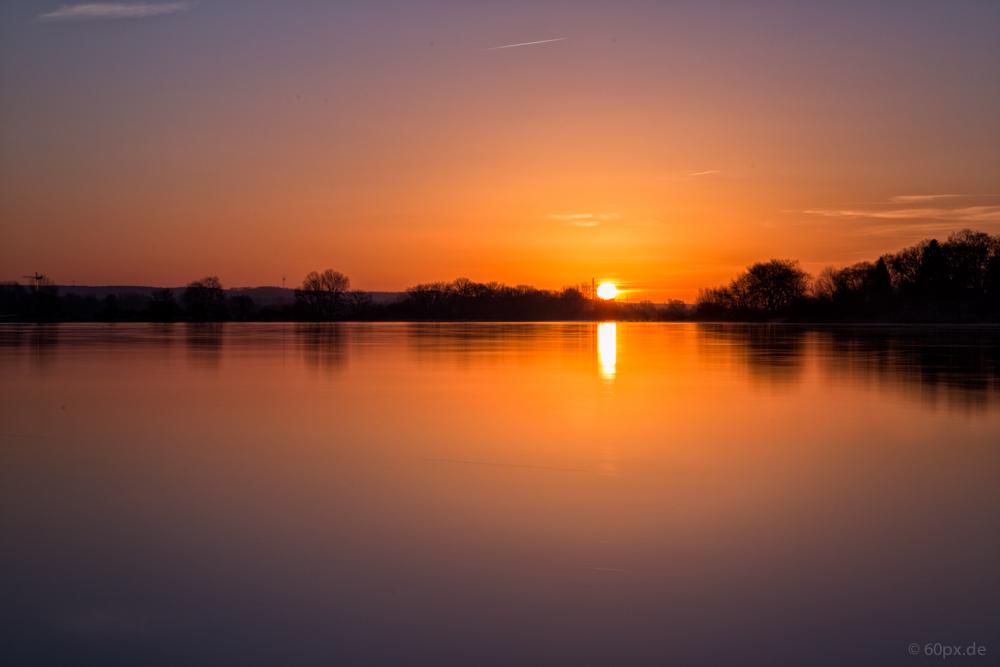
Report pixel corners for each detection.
[697,229,1000,322]
[3,229,1000,323]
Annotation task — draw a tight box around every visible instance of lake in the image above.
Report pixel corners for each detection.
[1,323,998,666]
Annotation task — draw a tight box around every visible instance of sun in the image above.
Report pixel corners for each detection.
[596,282,618,300]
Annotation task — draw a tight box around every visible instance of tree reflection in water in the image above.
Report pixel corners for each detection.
[185,323,224,370]
[698,324,1000,410]
[296,323,347,373]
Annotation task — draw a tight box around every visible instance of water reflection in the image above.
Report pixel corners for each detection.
[296,323,347,373]
[697,323,807,385]
[1,323,998,666]
[694,324,1000,410]
[817,327,1000,411]
[184,324,224,369]
[0,324,63,374]
[597,322,616,380]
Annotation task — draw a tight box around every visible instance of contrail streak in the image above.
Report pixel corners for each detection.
[486,38,568,51]
[421,457,587,472]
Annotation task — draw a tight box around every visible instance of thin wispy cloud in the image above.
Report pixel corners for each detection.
[798,193,1000,226]
[847,220,997,238]
[548,214,594,221]
[548,213,617,227]
[664,169,721,181]
[38,3,191,21]
[486,38,568,51]
[803,206,1000,222]
[890,194,999,202]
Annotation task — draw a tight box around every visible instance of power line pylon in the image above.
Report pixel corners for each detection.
[23,272,43,292]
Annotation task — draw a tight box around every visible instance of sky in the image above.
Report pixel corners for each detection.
[1,1,998,300]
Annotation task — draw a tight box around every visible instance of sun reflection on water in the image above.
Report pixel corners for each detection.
[597,322,617,380]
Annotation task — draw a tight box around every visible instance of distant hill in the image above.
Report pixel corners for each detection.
[56,286,404,307]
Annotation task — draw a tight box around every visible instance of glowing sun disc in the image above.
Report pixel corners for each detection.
[597,282,618,300]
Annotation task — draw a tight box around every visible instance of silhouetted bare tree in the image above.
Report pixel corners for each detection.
[345,290,373,319]
[0,282,28,317]
[404,282,451,318]
[229,294,256,321]
[183,277,227,321]
[295,270,350,320]
[149,288,180,322]
[946,230,995,296]
[814,258,893,319]
[634,300,658,321]
[698,259,810,319]
[666,299,686,319]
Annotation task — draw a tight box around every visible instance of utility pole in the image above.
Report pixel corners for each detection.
[282,276,286,289]
[592,278,595,302]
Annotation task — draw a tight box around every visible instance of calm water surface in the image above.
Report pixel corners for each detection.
[1,323,998,666]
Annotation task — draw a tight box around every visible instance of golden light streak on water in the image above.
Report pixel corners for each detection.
[597,322,617,380]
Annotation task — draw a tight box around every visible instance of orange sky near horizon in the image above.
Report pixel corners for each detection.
[2,1,998,301]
